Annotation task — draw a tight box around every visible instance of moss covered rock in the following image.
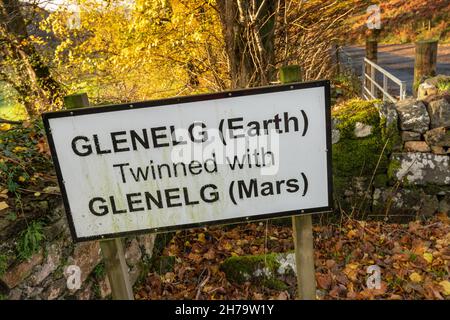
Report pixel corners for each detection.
[220,252,295,290]
[332,99,396,178]
[331,99,401,214]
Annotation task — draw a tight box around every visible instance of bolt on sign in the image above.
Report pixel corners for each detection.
[43,81,332,242]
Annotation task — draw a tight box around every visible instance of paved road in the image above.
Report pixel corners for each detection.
[342,44,450,96]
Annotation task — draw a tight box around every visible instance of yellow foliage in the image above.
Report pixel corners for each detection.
[409,272,422,283]
[422,252,433,264]
[0,124,12,131]
[439,280,450,296]
[12,146,27,153]
[43,0,227,104]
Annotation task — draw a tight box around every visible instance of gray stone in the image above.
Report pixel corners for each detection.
[390,153,450,185]
[375,101,398,129]
[420,195,439,217]
[424,127,450,147]
[68,241,102,283]
[331,118,341,144]
[0,250,44,289]
[129,264,142,286]
[332,129,340,144]
[403,141,431,153]
[417,82,438,100]
[354,122,372,138]
[8,288,22,300]
[41,278,66,300]
[424,75,450,87]
[427,98,450,128]
[332,117,341,129]
[43,218,70,241]
[25,286,43,299]
[29,241,63,286]
[75,282,92,300]
[438,197,450,214]
[401,131,421,142]
[125,239,142,266]
[430,146,449,155]
[138,234,156,258]
[354,177,371,197]
[221,252,296,287]
[344,189,354,197]
[98,276,111,299]
[372,188,437,216]
[395,98,430,133]
[372,188,418,215]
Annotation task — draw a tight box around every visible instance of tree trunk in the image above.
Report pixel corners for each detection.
[0,0,64,116]
[216,0,277,89]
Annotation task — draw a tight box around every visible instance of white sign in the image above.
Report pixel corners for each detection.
[43,82,332,241]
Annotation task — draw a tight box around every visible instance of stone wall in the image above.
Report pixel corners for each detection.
[1,77,448,300]
[332,76,450,218]
[0,201,156,300]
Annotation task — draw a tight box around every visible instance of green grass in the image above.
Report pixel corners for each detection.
[16,221,45,260]
[437,80,450,93]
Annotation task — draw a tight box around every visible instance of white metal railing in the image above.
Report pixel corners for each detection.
[362,58,406,103]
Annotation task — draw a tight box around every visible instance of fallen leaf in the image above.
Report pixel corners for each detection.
[164,272,176,283]
[423,252,433,264]
[0,201,9,211]
[223,242,233,251]
[316,273,332,290]
[343,262,359,281]
[13,146,27,153]
[197,233,206,243]
[204,248,216,260]
[43,186,60,193]
[436,212,449,224]
[36,137,50,156]
[409,272,422,283]
[347,229,358,239]
[187,252,203,263]
[439,280,450,296]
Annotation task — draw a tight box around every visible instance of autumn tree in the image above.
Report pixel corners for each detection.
[214,0,369,88]
[215,0,277,89]
[3,0,370,111]
[42,0,227,105]
[0,0,64,116]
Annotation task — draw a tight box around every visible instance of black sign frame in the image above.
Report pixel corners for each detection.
[43,80,333,242]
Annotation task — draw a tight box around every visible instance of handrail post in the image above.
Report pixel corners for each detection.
[361,60,366,99]
[383,74,388,101]
[370,63,376,98]
[400,81,407,100]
